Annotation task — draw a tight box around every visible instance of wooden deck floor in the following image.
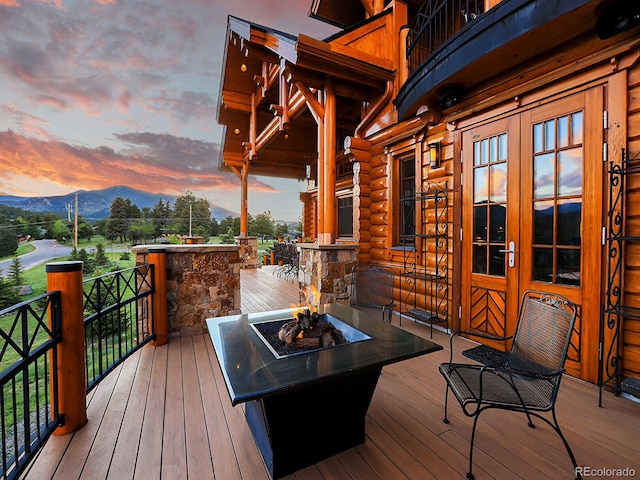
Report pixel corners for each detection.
[22,266,640,480]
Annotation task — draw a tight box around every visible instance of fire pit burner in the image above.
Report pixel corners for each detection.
[250,312,372,359]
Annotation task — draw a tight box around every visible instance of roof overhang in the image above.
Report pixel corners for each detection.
[217,15,393,179]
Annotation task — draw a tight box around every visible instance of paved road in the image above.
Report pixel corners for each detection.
[0,239,73,277]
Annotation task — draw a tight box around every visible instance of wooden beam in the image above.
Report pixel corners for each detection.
[220,91,251,112]
[360,0,374,17]
[295,81,324,122]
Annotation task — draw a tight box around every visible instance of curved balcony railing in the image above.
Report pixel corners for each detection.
[406,0,485,74]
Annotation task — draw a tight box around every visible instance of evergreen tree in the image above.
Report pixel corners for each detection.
[94,243,109,267]
[151,199,172,238]
[172,191,213,236]
[8,254,24,287]
[0,271,20,310]
[107,196,137,242]
[0,231,18,257]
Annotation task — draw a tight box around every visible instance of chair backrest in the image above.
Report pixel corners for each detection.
[508,290,577,374]
[350,264,395,309]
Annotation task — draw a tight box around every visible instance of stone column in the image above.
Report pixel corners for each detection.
[132,244,242,333]
[297,244,359,306]
[235,236,258,269]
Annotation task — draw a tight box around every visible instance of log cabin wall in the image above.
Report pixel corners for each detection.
[624,63,640,379]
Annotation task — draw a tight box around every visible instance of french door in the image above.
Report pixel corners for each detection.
[461,89,604,381]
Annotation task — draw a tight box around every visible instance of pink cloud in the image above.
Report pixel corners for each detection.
[0,130,279,196]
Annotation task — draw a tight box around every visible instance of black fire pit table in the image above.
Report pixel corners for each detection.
[206,303,442,479]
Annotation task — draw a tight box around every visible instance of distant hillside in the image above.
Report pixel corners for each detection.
[0,186,238,221]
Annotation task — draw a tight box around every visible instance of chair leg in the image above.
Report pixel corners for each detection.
[551,409,581,479]
[443,385,450,424]
[467,414,481,480]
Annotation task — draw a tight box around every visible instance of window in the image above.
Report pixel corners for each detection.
[337,195,353,237]
[399,156,416,246]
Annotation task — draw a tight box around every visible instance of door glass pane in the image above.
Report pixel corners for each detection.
[490,164,507,202]
[533,123,543,153]
[481,138,489,165]
[489,245,505,276]
[558,148,582,196]
[474,141,481,166]
[558,116,569,148]
[571,112,583,144]
[498,133,507,160]
[490,136,497,163]
[474,205,487,241]
[557,200,581,245]
[544,120,555,150]
[474,167,488,203]
[489,205,506,243]
[532,247,553,281]
[534,153,555,198]
[557,249,580,286]
[473,245,487,274]
[533,200,554,245]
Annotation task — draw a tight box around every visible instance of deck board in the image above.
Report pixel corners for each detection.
[21,266,640,480]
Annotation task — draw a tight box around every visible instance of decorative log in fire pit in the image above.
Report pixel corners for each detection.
[278,309,347,349]
[253,309,350,358]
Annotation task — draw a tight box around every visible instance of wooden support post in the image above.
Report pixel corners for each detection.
[46,261,87,435]
[148,247,168,346]
[322,77,336,245]
[240,162,249,237]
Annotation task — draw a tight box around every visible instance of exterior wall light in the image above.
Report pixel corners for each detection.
[429,142,441,169]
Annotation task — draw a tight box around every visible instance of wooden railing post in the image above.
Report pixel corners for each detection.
[148,247,168,346]
[46,261,87,435]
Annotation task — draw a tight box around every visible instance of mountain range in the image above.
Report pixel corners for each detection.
[0,186,238,221]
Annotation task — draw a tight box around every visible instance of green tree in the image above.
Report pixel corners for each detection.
[249,211,275,239]
[78,222,94,242]
[219,215,236,235]
[0,231,18,257]
[0,272,20,309]
[8,254,24,287]
[274,222,289,237]
[94,243,109,267]
[151,198,172,238]
[107,196,140,242]
[172,191,212,236]
[51,220,71,243]
[128,220,155,244]
[219,227,236,244]
[70,248,96,275]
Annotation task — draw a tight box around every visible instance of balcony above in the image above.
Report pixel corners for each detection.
[396,0,640,120]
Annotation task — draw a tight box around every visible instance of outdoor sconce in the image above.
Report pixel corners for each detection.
[429,142,441,169]
[240,63,248,72]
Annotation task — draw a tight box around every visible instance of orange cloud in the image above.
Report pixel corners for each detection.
[0,130,279,197]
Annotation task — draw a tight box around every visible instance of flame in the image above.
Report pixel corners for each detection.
[289,285,322,319]
[301,285,321,311]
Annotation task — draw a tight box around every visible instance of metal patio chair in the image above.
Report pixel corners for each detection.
[349,264,395,323]
[439,290,581,480]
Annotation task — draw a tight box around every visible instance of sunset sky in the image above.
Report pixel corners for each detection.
[0,0,338,221]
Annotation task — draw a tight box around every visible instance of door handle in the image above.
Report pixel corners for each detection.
[498,241,515,268]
